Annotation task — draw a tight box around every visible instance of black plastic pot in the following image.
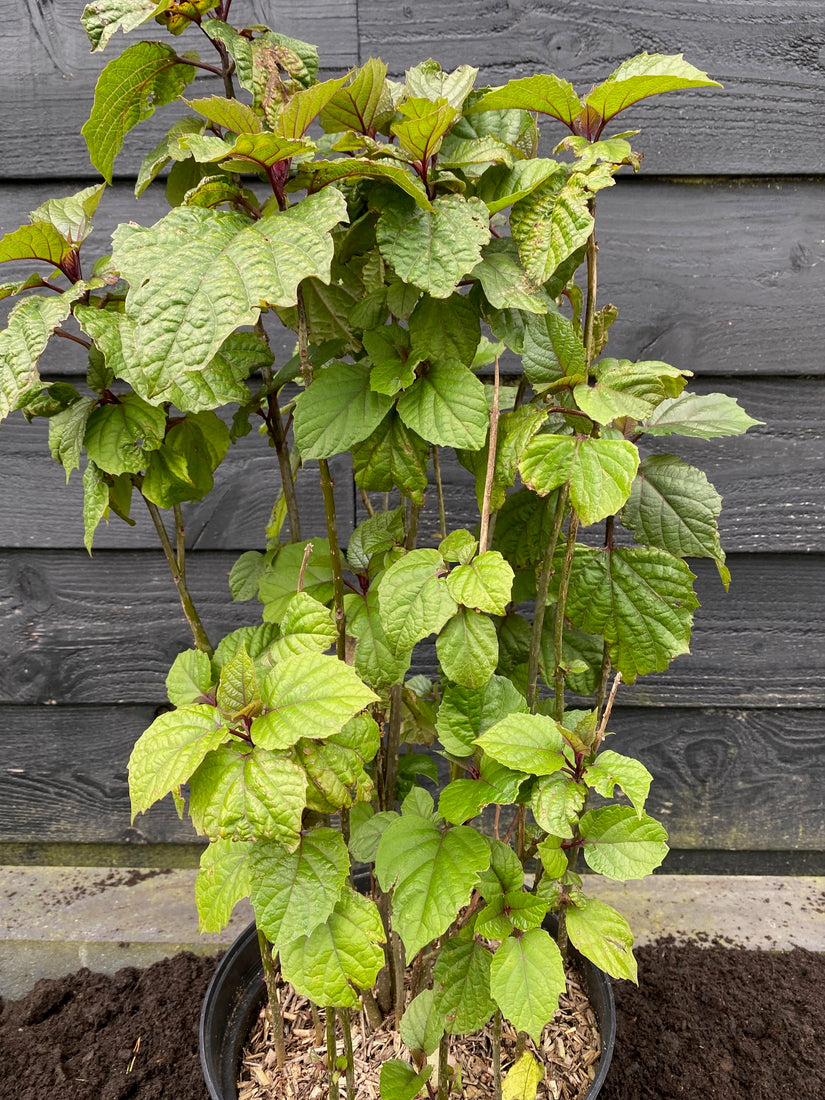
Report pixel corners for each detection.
[200,917,616,1099]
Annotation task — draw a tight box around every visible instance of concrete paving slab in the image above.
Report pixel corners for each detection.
[0,866,822,999]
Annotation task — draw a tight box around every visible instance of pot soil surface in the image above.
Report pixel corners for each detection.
[0,939,822,1100]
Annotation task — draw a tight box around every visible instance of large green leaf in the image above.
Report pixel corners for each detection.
[397,362,489,450]
[252,652,378,750]
[345,589,413,688]
[280,887,385,1008]
[83,393,166,476]
[30,184,107,246]
[195,838,253,934]
[475,159,565,216]
[299,713,380,812]
[565,895,637,982]
[476,713,568,777]
[109,188,346,404]
[141,410,229,508]
[305,159,432,210]
[49,395,97,478]
[380,1060,433,1100]
[530,773,587,839]
[469,75,583,127]
[268,591,337,661]
[522,310,586,387]
[573,358,689,425]
[0,294,76,421]
[352,410,430,503]
[489,928,566,1043]
[375,813,490,957]
[166,648,212,706]
[584,53,721,126]
[642,392,761,439]
[82,41,196,182]
[432,934,496,1034]
[377,194,490,298]
[185,132,312,171]
[188,745,307,848]
[565,545,698,682]
[82,461,110,553]
[438,757,525,825]
[128,704,227,817]
[436,608,499,689]
[258,540,334,623]
[408,292,481,367]
[446,551,514,615]
[436,676,527,758]
[502,1051,544,1100]
[81,0,171,51]
[471,238,549,314]
[249,827,349,947]
[519,434,639,527]
[622,455,728,586]
[274,76,350,138]
[400,989,445,1057]
[293,361,394,459]
[391,96,459,161]
[183,94,263,135]
[378,549,457,655]
[510,174,593,285]
[406,60,479,109]
[579,805,669,880]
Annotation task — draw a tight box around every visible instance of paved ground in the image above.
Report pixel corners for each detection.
[0,866,823,999]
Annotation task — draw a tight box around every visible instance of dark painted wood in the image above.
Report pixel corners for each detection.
[358,0,825,175]
[0,0,358,179]
[3,178,824,379]
[0,551,820,707]
[2,703,821,852]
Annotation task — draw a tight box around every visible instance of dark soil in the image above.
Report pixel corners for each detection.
[0,940,823,1099]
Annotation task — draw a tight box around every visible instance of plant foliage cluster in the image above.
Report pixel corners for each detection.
[0,2,758,1095]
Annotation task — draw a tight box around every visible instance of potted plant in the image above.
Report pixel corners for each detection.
[0,2,759,1096]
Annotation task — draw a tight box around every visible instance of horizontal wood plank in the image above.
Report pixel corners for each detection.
[0,0,358,179]
[0,550,821,707]
[2,178,824,379]
[1,704,821,852]
[358,0,825,175]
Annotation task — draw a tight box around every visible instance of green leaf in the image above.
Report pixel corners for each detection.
[128,704,226,817]
[299,713,380,812]
[378,548,457,656]
[319,57,394,134]
[258,540,334,623]
[475,159,564,216]
[406,59,478,109]
[293,361,394,459]
[189,744,306,847]
[642,391,762,439]
[166,648,212,706]
[489,928,566,1043]
[476,713,568,776]
[82,460,110,552]
[212,625,279,672]
[579,805,668,879]
[215,643,259,719]
[471,238,550,314]
[82,41,197,183]
[584,53,721,126]
[195,838,253,934]
[280,886,385,1008]
[110,189,347,404]
[142,410,229,508]
[135,116,205,197]
[183,94,263,134]
[565,545,698,682]
[83,393,166,476]
[249,827,349,948]
[31,184,107,246]
[522,310,586,387]
[511,173,594,285]
[182,175,262,212]
[81,0,171,51]
[348,805,399,862]
[377,194,490,298]
[478,837,524,899]
[188,132,313,171]
[469,74,583,127]
[438,757,525,825]
[436,676,527,758]
[519,435,639,527]
[574,358,689,425]
[347,506,406,571]
[375,815,490,957]
[585,750,652,818]
[345,589,413,688]
[623,454,728,585]
[352,411,430,503]
[305,158,433,211]
[0,274,48,302]
[502,1051,544,1100]
[530,773,587,839]
[536,836,568,880]
[492,490,563,569]
[446,551,514,615]
[539,606,603,697]
[48,396,97,480]
[401,989,445,1056]
[439,529,478,565]
[438,134,514,175]
[380,1060,433,1100]
[432,935,496,1034]
[252,652,378,750]
[408,292,481,367]
[392,96,460,161]
[397,363,489,450]
[565,895,638,982]
[436,608,499,689]
[0,294,76,421]
[269,591,337,661]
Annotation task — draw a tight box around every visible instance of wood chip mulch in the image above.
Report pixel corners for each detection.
[239,967,600,1100]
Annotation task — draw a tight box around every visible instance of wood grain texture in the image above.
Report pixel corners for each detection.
[358,0,825,174]
[0,550,820,707]
[2,178,824,379]
[0,0,358,179]
[1,704,821,851]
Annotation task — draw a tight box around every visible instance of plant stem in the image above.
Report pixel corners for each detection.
[266,383,302,543]
[405,498,421,550]
[53,327,91,349]
[478,357,500,555]
[319,458,347,659]
[391,930,406,1024]
[437,1032,450,1100]
[256,929,286,1067]
[361,987,384,1031]
[432,446,447,541]
[583,206,598,368]
[553,510,580,723]
[382,683,403,811]
[525,488,568,713]
[296,285,313,387]
[325,1008,340,1100]
[359,487,375,517]
[142,497,213,655]
[311,1002,324,1046]
[339,1009,355,1096]
[173,504,186,578]
[492,1012,502,1100]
